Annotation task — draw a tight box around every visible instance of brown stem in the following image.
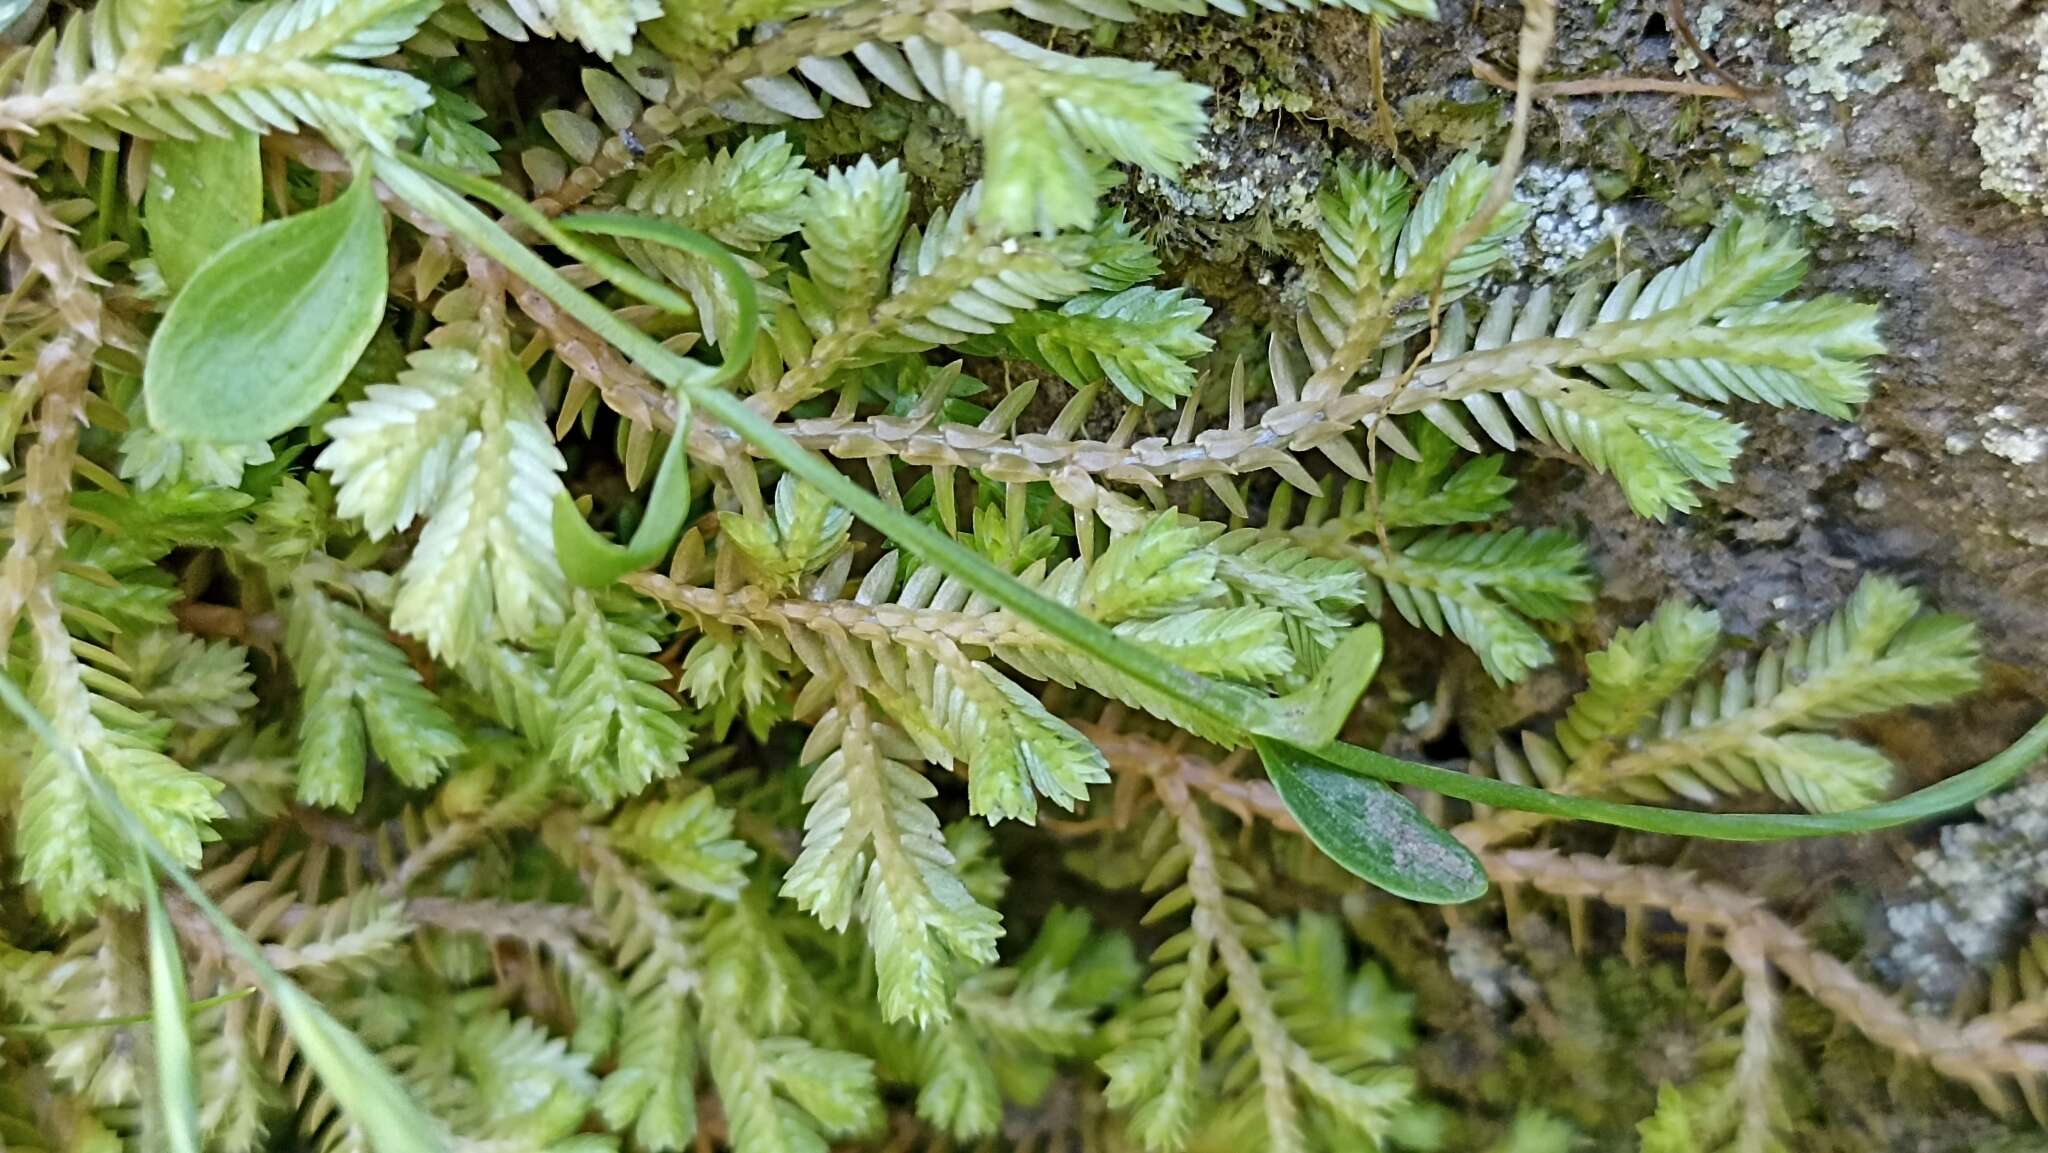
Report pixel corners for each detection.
[1083,724,2048,1084]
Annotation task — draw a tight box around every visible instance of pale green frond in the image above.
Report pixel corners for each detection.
[1116,607,1294,682]
[704,1002,881,1153]
[385,344,569,663]
[457,640,561,751]
[1203,528,1371,678]
[984,286,1215,406]
[1557,601,1722,758]
[1483,373,1749,521]
[955,967,1093,1055]
[489,0,661,58]
[902,24,1208,234]
[196,1000,276,1153]
[1378,219,1884,517]
[621,131,810,339]
[678,630,787,742]
[286,584,465,810]
[626,132,810,250]
[779,701,1001,1025]
[1297,152,1527,375]
[866,637,1109,825]
[454,1011,599,1147]
[612,790,756,900]
[120,629,256,730]
[1500,576,1984,815]
[317,347,489,540]
[914,1016,1002,1139]
[1297,525,1593,684]
[758,1037,882,1137]
[1366,424,1517,528]
[595,992,697,1152]
[724,477,854,596]
[798,156,911,315]
[17,653,224,922]
[1080,514,1222,624]
[1100,927,1215,1152]
[118,425,275,491]
[416,85,501,175]
[550,590,692,806]
[265,890,413,976]
[0,0,438,150]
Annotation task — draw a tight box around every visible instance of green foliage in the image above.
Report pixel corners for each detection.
[0,0,439,151]
[145,175,389,445]
[780,698,1003,1025]
[0,0,2011,1151]
[551,589,692,804]
[1489,575,1982,814]
[285,583,464,809]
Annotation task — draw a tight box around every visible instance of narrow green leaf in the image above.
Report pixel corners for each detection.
[144,129,263,294]
[378,155,1260,741]
[1252,623,1383,748]
[145,174,388,444]
[139,850,200,1153]
[0,988,256,1036]
[0,671,450,1153]
[539,211,760,588]
[1278,713,2048,841]
[1255,736,1488,904]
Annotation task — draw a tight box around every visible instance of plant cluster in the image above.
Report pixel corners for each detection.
[0,0,2043,1151]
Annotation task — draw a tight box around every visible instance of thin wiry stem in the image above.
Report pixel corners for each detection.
[1728,931,1780,1153]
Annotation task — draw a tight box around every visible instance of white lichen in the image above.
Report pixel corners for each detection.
[1776,6,1898,102]
[1935,43,1993,108]
[1975,405,2048,468]
[1503,166,1620,274]
[1939,15,2048,210]
[1886,777,2048,1002]
[1984,426,2048,467]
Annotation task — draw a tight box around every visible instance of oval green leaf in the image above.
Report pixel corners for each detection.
[145,175,388,444]
[144,130,262,295]
[1255,735,1489,905]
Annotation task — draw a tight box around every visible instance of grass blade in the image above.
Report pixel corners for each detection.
[1273,713,2048,841]
[0,671,450,1153]
[139,847,201,1153]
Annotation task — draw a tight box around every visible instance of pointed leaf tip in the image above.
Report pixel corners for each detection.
[1252,624,1383,748]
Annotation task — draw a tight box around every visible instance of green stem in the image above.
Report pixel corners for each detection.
[1264,711,2048,841]
[377,154,1259,742]
[0,987,258,1035]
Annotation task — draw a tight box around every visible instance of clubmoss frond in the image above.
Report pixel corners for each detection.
[1476,575,1982,837]
[0,0,438,151]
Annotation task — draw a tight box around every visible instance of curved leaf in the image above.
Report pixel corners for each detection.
[145,175,388,444]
